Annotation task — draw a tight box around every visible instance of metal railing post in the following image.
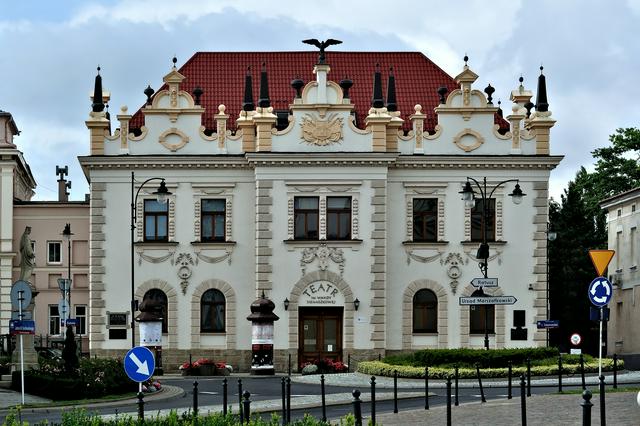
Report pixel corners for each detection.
[613,354,618,389]
[242,391,251,424]
[526,357,532,397]
[446,376,452,426]
[222,378,228,417]
[393,370,398,413]
[238,379,243,420]
[286,376,291,424]
[580,353,586,390]
[370,376,376,425]
[193,380,199,417]
[520,375,527,426]
[581,390,593,426]
[454,365,459,406]
[321,374,327,422]
[281,377,286,426]
[476,363,486,403]
[599,375,606,426]
[352,389,362,426]
[137,391,145,420]
[424,367,429,410]
[558,353,563,392]
[507,360,513,399]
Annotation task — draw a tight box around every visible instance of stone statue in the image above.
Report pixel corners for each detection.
[19,226,35,282]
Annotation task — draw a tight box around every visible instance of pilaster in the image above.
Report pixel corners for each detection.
[255,180,273,296]
[369,180,387,349]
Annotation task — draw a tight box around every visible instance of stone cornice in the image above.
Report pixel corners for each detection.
[393,155,564,170]
[245,152,398,167]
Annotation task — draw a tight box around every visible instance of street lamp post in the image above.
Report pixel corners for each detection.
[130,171,171,348]
[460,177,525,350]
[546,223,557,347]
[62,223,73,324]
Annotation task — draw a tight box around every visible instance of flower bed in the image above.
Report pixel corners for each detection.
[301,358,348,375]
[179,358,232,376]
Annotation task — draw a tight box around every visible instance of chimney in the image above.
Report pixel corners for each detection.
[56,165,71,202]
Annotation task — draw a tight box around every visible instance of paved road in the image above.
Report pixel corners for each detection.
[2,372,640,424]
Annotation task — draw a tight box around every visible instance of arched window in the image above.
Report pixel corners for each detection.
[143,289,168,334]
[413,289,437,333]
[201,289,225,332]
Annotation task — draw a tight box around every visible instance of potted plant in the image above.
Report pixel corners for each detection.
[193,358,216,376]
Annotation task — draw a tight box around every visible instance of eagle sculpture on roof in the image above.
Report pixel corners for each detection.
[302,38,343,64]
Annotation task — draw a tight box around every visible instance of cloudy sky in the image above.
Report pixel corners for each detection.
[1,0,639,201]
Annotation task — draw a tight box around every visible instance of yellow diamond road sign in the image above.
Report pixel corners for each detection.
[588,250,615,277]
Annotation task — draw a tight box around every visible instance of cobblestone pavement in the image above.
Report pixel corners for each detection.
[370,392,640,426]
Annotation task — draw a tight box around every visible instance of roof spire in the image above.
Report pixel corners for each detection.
[242,66,255,112]
[92,66,105,113]
[386,67,397,112]
[535,65,549,112]
[258,62,271,108]
[371,63,384,108]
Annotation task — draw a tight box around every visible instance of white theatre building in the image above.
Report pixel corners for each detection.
[79,47,562,371]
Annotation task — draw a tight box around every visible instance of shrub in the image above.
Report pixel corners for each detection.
[383,347,559,368]
[302,364,318,375]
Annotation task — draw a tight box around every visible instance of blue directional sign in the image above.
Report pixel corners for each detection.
[124,346,155,382]
[9,320,35,335]
[588,277,613,307]
[536,320,560,329]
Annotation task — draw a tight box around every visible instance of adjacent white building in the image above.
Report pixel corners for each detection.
[79,49,561,371]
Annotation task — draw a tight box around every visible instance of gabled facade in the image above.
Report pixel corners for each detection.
[80,49,562,371]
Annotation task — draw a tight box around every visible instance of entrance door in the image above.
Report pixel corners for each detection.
[298,307,343,366]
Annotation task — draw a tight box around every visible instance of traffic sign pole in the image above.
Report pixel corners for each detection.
[18,290,25,405]
[598,308,603,377]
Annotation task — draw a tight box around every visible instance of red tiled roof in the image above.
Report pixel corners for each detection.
[130,51,508,133]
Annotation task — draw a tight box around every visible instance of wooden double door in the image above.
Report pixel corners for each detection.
[298,307,343,365]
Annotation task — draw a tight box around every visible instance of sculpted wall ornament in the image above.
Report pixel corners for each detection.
[300,113,344,146]
[453,128,485,152]
[194,247,233,265]
[441,253,466,294]
[405,248,443,265]
[300,242,345,276]
[176,253,194,295]
[159,127,190,152]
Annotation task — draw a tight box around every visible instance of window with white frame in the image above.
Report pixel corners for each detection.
[49,305,60,335]
[412,198,438,242]
[75,305,87,335]
[47,241,62,264]
[471,198,496,242]
[326,196,352,240]
[144,200,169,242]
[294,197,320,240]
[201,199,226,241]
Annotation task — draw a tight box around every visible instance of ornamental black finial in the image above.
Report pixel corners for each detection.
[371,63,384,108]
[302,38,343,64]
[92,66,104,113]
[193,87,203,106]
[535,66,549,112]
[484,84,495,105]
[172,56,177,67]
[339,76,353,98]
[386,67,397,112]
[497,100,503,117]
[524,101,534,118]
[519,75,524,86]
[291,76,304,99]
[242,66,255,112]
[144,85,155,105]
[437,86,448,104]
[258,62,270,108]
[464,54,469,66]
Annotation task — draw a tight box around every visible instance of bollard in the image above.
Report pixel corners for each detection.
[476,363,486,403]
[193,380,199,417]
[613,354,618,389]
[223,378,228,417]
[288,353,291,376]
[281,377,286,426]
[378,353,381,361]
[348,354,351,373]
[370,376,376,425]
[446,377,452,426]
[454,365,459,406]
[580,354,586,391]
[238,379,243,420]
[520,375,527,426]
[581,390,593,426]
[424,366,429,410]
[558,354,563,393]
[242,390,251,423]
[286,376,291,424]
[393,370,398,414]
[526,357,532,397]
[321,374,327,422]
[137,391,145,420]
[352,389,363,426]
[599,375,606,426]
[507,361,513,399]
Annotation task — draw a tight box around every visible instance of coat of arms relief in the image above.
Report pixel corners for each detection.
[300,113,344,146]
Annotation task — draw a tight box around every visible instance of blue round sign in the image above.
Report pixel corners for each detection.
[588,277,613,307]
[123,346,155,382]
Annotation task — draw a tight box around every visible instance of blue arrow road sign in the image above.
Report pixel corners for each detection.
[124,346,155,382]
[588,277,613,307]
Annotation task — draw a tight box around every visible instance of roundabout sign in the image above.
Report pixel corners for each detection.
[588,277,612,307]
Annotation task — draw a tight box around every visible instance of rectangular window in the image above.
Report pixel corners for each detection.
[471,199,496,242]
[616,231,622,270]
[201,199,226,241]
[75,305,87,335]
[413,198,438,241]
[49,305,60,335]
[294,197,319,240]
[327,196,351,240]
[109,329,127,340]
[470,305,495,334]
[631,227,637,267]
[48,241,62,264]
[144,200,169,242]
